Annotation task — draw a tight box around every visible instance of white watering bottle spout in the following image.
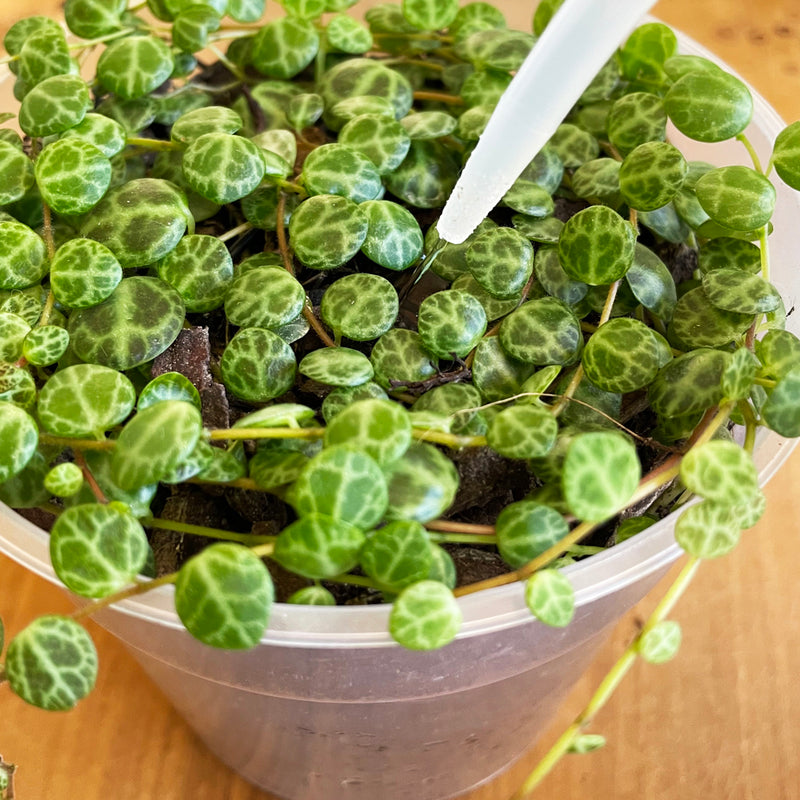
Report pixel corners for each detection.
[436,0,660,245]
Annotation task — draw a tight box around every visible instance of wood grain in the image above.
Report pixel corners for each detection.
[2,1,800,798]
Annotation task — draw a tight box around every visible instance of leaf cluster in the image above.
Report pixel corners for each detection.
[1,1,800,710]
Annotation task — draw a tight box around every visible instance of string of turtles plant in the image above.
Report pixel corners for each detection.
[1,0,800,795]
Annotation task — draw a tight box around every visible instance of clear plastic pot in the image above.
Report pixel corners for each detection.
[1,26,798,800]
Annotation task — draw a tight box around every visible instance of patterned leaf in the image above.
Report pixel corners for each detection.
[389,580,461,650]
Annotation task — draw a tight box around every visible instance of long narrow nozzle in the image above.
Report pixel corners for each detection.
[436,0,659,244]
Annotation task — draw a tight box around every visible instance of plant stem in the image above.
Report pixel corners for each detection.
[736,132,764,174]
[249,543,275,558]
[453,520,597,597]
[147,517,275,545]
[207,43,248,83]
[126,137,178,151]
[758,224,771,281]
[276,192,295,276]
[412,428,487,448]
[71,572,179,622]
[38,434,115,451]
[218,221,253,243]
[74,450,108,504]
[512,556,701,798]
[207,426,326,442]
[412,90,464,105]
[738,400,758,454]
[425,519,495,535]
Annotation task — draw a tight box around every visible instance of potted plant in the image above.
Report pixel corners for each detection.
[1,1,799,798]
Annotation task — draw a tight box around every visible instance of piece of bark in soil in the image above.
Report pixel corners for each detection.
[447,447,531,516]
[200,381,231,433]
[224,487,289,529]
[151,326,213,391]
[441,543,512,587]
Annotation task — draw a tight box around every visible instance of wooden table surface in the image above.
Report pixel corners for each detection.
[2,1,800,798]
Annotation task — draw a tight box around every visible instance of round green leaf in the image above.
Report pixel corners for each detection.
[664,70,753,143]
[287,586,336,605]
[35,138,111,216]
[466,226,534,299]
[289,194,368,270]
[274,513,365,579]
[111,399,202,490]
[0,220,47,290]
[60,112,127,157]
[562,431,641,522]
[0,362,37,409]
[670,286,754,348]
[37,364,135,438]
[618,141,687,212]
[617,22,677,81]
[320,273,399,341]
[582,317,664,394]
[389,580,461,650]
[649,348,729,419]
[183,133,265,204]
[175,542,274,649]
[301,142,382,203]
[625,243,677,322]
[5,616,97,710]
[695,166,776,231]
[755,330,800,381]
[383,442,459,523]
[524,569,575,627]
[65,0,127,39]
[0,312,31,362]
[701,269,780,315]
[496,501,568,568]
[299,347,375,387]
[50,503,149,597]
[0,140,34,205]
[487,404,558,460]
[220,327,297,403]
[370,328,437,390]
[155,234,234,313]
[251,16,320,79]
[772,121,800,190]
[68,276,185,371]
[680,440,759,506]
[638,619,682,664]
[400,111,457,140]
[383,139,459,209]
[327,14,373,53]
[225,266,304,329]
[472,335,535,402]
[499,297,582,366]
[171,105,243,144]
[43,462,84,498]
[533,247,588,306]
[675,500,741,558]
[0,403,38,483]
[49,238,122,309]
[80,178,191,268]
[558,206,636,285]
[606,92,667,155]
[401,0,458,29]
[20,325,68,367]
[360,520,432,591]
[323,398,411,466]
[359,199,423,270]
[97,35,174,100]
[290,444,388,529]
[761,366,800,437]
[138,372,201,411]
[322,382,389,422]
[418,290,487,358]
